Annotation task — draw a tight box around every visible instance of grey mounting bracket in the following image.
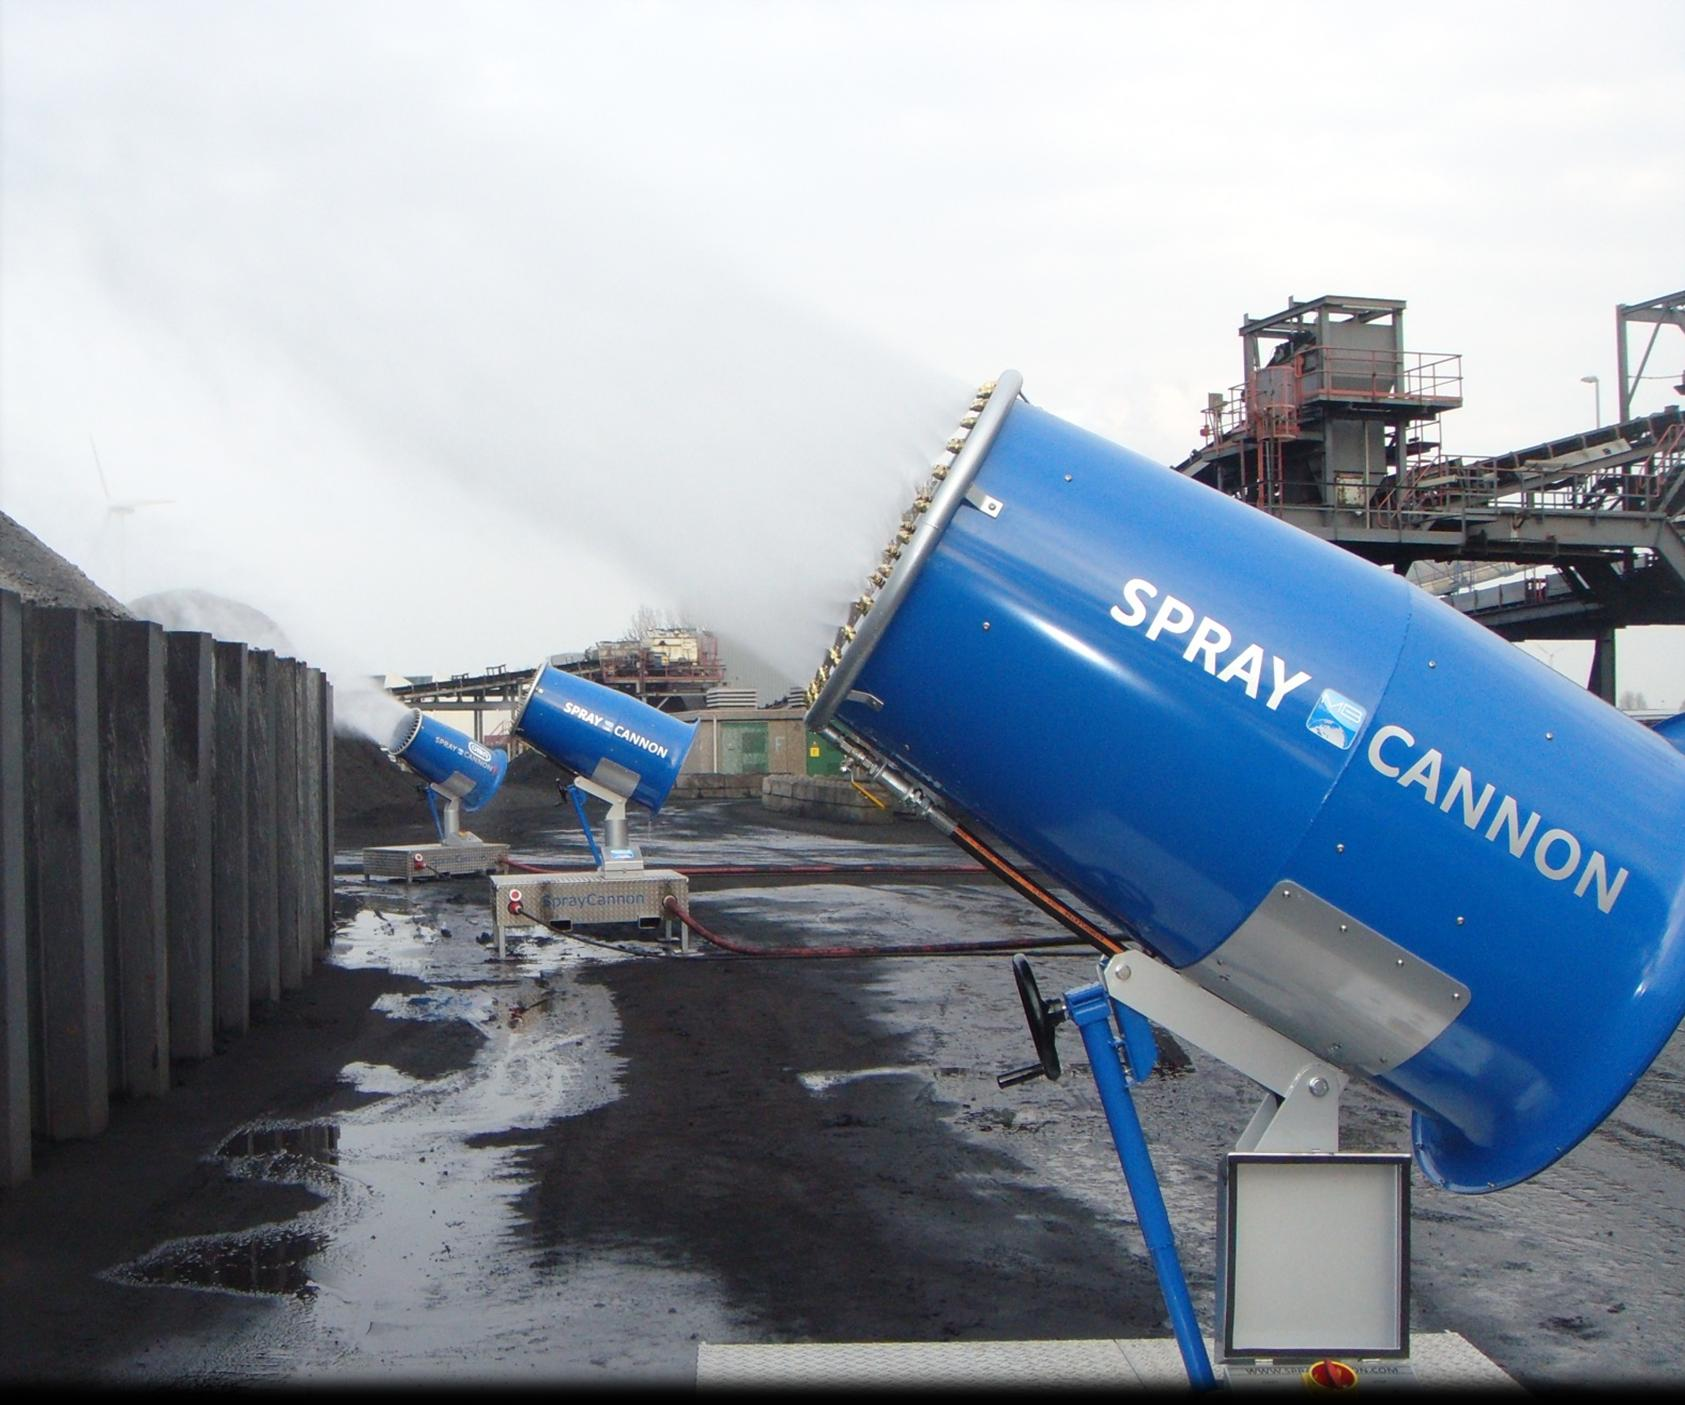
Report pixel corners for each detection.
[573,774,644,872]
[432,792,484,849]
[1102,947,1346,1154]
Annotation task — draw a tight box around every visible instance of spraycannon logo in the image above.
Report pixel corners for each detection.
[1306,689,1368,751]
[563,699,617,734]
[1367,723,1629,915]
[1108,577,1313,712]
[558,698,672,760]
[543,890,648,912]
[612,723,670,760]
[1107,576,1630,915]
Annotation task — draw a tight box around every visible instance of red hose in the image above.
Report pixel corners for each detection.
[505,859,986,878]
[661,895,1085,960]
[507,848,1125,958]
[944,824,1124,956]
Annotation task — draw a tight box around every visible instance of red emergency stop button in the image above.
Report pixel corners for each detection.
[1303,1358,1358,1390]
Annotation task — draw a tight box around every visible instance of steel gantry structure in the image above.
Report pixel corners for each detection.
[389,630,727,740]
[1176,293,1685,701]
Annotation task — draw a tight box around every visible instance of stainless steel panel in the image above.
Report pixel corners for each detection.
[1186,881,1469,1075]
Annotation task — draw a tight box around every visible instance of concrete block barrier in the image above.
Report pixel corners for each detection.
[319,672,334,946]
[245,650,279,1004]
[298,665,323,971]
[273,658,302,991]
[760,774,895,824]
[671,772,765,801]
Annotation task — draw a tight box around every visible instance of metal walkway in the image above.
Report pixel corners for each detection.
[697,1331,1518,1390]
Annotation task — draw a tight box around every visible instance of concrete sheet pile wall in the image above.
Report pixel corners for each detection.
[97,618,168,1100]
[0,589,333,1185]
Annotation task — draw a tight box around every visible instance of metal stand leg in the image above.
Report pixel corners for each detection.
[1065,982,1217,1391]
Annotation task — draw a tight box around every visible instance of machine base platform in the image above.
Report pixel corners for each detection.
[695,1332,1517,1390]
[362,841,509,881]
[490,869,690,956]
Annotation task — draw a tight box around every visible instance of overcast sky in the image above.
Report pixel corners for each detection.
[2,0,1682,700]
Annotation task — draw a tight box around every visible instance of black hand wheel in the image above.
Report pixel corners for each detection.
[997,954,1067,1088]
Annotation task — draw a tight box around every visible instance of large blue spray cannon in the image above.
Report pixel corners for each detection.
[805,371,1685,1198]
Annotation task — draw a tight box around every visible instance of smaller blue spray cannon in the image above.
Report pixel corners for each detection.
[387,708,508,842]
[510,664,696,868]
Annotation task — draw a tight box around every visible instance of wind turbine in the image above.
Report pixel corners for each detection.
[90,437,174,602]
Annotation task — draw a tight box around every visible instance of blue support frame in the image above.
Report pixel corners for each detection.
[568,784,605,869]
[1064,980,1217,1390]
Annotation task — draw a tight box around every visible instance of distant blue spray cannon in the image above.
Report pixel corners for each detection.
[485,665,697,953]
[511,663,694,868]
[805,371,1685,1377]
[361,708,513,881]
[388,708,508,832]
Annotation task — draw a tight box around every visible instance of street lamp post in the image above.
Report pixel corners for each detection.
[1580,374,1602,427]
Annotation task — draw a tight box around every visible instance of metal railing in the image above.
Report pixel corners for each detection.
[1202,347,1464,443]
[1300,346,1463,408]
[1445,570,1573,617]
[1386,434,1685,527]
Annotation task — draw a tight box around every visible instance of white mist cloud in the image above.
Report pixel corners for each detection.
[0,0,969,696]
[2,0,1681,701]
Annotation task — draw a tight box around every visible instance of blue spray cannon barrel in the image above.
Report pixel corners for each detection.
[511,664,696,813]
[806,371,1685,1194]
[389,708,507,811]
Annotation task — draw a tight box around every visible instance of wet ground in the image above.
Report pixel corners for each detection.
[2,793,1683,1390]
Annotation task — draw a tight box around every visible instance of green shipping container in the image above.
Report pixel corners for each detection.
[719,721,769,775]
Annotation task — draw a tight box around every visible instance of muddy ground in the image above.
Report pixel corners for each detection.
[2,764,1683,1391]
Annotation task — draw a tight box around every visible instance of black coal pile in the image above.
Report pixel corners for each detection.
[333,733,435,847]
[503,747,565,794]
[0,510,131,616]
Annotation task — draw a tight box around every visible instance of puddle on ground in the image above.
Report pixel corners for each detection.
[105,1121,344,1300]
[217,1120,341,1165]
[118,1226,330,1298]
[107,880,637,1351]
[372,988,497,1029]
[798,1066,928,1093]
[338,1060,425,1095]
